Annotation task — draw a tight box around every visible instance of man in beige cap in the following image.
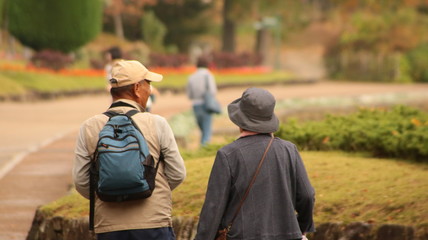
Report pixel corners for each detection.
[73,60,186,240]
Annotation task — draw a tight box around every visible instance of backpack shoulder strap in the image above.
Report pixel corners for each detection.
[125,109,140,118]
[103,111,118,118]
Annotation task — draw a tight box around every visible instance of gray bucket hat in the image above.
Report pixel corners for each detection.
[228,87,279,133]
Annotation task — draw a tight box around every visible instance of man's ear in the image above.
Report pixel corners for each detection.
[133,83,141,98]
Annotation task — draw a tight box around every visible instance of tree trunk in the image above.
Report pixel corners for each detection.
[254,27,268,60]
[113,12,125,40]
[221,0,235,53]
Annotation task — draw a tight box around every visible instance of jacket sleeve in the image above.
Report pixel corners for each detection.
[293,145,316,233]
[156,116,186,190]
[195,150,231,240]
[73,122,93,199]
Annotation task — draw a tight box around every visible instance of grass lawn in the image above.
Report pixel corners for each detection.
[174,151,428,227]
[157,71,294,89]
[41,151,428,228]
[0,73,27,95]
[0,70,106,96]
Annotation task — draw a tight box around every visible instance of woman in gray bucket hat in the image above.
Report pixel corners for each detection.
[195,87,315,240]
[228,87,279,133]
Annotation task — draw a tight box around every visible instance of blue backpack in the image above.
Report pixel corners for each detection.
[89,104,162,229]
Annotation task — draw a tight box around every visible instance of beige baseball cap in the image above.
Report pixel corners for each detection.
[109,60,163,88]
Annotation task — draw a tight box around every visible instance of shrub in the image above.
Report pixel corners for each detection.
[277,105,428,161]
[7,0,102,53]
[325,50,400,82]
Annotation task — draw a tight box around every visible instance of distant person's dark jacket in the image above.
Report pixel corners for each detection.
[195,134,315,240]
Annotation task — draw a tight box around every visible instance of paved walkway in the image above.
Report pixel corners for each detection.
[1,82,428,240]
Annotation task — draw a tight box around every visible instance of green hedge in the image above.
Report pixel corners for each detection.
[277,105,428,161]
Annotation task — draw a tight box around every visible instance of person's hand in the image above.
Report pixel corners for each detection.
[302,235,308,240]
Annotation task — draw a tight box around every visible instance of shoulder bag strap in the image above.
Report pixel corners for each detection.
[226,135,275,231]
[205,74,210,93]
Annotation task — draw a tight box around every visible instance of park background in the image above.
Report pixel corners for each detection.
[0,0,428,240]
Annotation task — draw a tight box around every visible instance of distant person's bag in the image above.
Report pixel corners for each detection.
[203,75,221,114]
[89,103,162,230]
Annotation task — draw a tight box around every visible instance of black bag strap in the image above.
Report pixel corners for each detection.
[89,160,97,230]
[89,177,95,230]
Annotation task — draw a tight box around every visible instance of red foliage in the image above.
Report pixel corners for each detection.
[211,52,263,69]
[31,50,73,71]
[148,53,189,67]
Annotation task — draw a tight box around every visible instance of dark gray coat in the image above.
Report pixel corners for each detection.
[195,134,315,240]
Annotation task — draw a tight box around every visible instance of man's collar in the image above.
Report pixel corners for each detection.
[112,99,145,112]
[239,131,274,139]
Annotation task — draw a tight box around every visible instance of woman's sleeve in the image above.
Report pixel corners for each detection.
[293,145,316,233]
[195,150,231,240]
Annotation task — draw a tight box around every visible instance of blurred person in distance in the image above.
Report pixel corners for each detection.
[104,46,123,92]
[186,56,218,146]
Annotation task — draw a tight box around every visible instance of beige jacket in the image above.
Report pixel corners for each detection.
[73,99,186,233]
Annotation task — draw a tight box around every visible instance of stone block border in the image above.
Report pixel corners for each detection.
[27,208,428,240]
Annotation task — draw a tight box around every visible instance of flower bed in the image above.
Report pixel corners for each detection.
[0,63,273,77]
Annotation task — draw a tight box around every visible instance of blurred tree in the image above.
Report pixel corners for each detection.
[104,0,158,40]
[339,7,426,52]
[221,0,267,53]
[330,0,428,13]
[221,0,309,54]
[0,0,4,27]
[218,0,305,65]
[149,0,213,53]
[141,10,166,52]
[251,0,291,60]
[325,1,428,82]
[0,0,4,45]
[7,0,103,53]
[221,0,236,52]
